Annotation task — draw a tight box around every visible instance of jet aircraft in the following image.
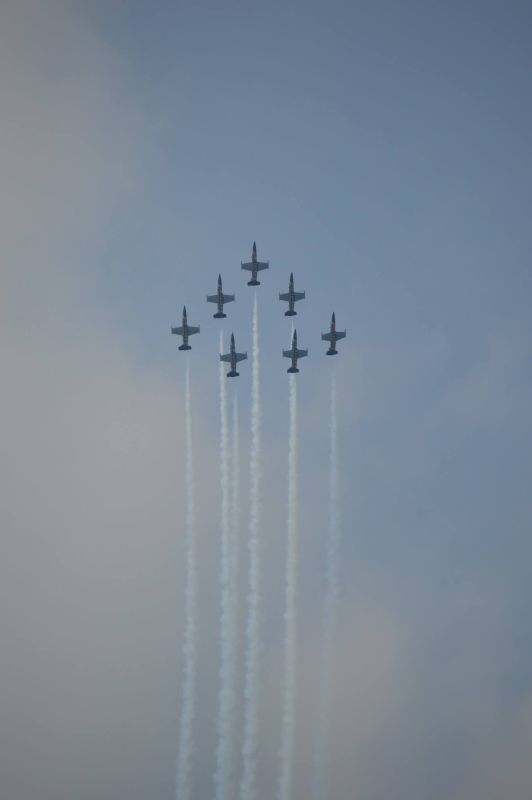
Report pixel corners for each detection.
[321,312,346,355]
[283,329,308,373]
[241,241,269,286]
[171,306,200,350]
[207,274,235,318]
[279,272,305,316]
[220,333,247,377]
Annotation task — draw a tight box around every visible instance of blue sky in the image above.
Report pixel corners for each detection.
[1,2,531,799]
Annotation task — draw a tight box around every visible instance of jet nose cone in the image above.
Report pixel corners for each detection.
[253,241,257,252]
[332,312,336,323]
[231,333,235,344]
[218,273,222,284]
[290,272,294,280]
[183,305,187,315]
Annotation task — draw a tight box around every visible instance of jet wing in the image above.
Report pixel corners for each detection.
[293,291,305,302]
[234,352,247,363]
[256,261,269,271]
[335,330,346,340]
[221,293,235,304]
[241,261,254,271]
[171,326,184,335]
[321,332,333,342]
[187,326,200,335]
[220,354,232,363]
[282,349,292,358]
[295,348,308,359]
[279,292,291,302]
[206,294,218,303]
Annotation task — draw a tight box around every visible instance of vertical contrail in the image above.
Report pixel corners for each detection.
[231,391,240,600]
[278,373,299,800]
[214,330,236,800]
[176,357,197,800]
[239,292,261,800]
[230,388,241,784]
[313,369,340,800]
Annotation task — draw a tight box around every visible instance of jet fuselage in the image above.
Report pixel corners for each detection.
[220,333,247,377]
[283,329,308,373]
[171,306,200,351]
[321,312,346,355]
[279,272,305,316]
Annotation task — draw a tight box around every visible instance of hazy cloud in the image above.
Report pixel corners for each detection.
[1,2,531,800]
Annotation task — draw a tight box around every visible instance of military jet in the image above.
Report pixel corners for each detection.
[220,333,247,377]
[279,272,305,316]
[171,306,200,350]
[207,274,235,318]
[321,312,346,355]
[241,241,269,286]
[283,329,308,373]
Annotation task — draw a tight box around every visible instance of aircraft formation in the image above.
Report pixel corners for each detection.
[171,241,346,376]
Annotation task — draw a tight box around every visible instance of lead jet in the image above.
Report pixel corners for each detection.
[171,306,200,350]
[321,312,346,355]
[241,241,269,286]
[279,272,305,316]
[283,329,308,373]
[207,274,235,318]
[220,333,247,377]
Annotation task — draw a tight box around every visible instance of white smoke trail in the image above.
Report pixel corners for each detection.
[231,391,240,572]
[230,388,241,784]
[176,357,197,800]
[239,292,261,800]
[313,368,340,800]
[214,330,236,800]
[278,373,299,800]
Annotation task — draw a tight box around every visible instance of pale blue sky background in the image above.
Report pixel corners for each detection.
[1,2,531,799]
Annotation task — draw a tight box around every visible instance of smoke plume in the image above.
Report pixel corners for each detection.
[214,331,237,800]
[313,368,340,800]
[175,358,197,800]
[278,373,299,800]
[239,293,262,800]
